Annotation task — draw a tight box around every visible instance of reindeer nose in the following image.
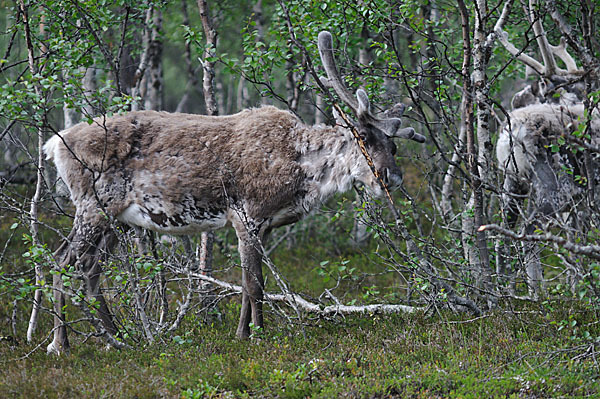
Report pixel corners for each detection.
[382,168,403,190]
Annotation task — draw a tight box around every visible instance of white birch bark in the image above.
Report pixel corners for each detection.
[20,0,47,343]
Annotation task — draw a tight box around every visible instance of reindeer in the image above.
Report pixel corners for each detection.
[494,2,600,298]
[42,31,425,354]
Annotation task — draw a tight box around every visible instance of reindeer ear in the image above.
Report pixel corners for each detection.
[511,86,538,109]
[356,89,371,118]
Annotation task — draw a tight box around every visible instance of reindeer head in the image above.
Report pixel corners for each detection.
[511,75,585,110]
[317,31,425,195]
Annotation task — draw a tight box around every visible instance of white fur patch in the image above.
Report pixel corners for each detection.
[43,133,73,199]
[117,203,227,234]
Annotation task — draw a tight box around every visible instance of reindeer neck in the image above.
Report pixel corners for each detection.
[296,124,364,207]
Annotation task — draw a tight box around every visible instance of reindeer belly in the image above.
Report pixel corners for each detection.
[117,203,227,234]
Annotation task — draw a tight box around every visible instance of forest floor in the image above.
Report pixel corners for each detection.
[0,200,599,398]
[0,300,598,398]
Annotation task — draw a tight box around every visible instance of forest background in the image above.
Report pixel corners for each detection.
[0,0,599,397]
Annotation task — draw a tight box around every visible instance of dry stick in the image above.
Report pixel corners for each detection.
[77,297,130,350]
[133,262,154,343]
[256,239,301,330]
[166,257,195,333]
[179,270,422,316]
[19,0,48,343]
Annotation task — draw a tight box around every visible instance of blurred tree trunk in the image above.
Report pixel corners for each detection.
[315,92,325,124]
[176,0,199,113]
[143,8,163,111]
[253,0,270,105]
[285,53,300,112]
[131,6,155,111]
[237,70,249,111]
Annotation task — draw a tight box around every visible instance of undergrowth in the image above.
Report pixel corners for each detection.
[0,302,598,398]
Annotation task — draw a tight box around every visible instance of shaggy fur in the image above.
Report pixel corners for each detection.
[498,102,600,202]
[43,104,412,351]
[496,84,600,298]
[45,107,403,231]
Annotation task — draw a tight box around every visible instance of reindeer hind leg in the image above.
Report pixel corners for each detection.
[47,230,77,355]
[75,219,119,338]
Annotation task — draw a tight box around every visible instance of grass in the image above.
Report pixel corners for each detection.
[1,194,599,397]
[0,301,598,398]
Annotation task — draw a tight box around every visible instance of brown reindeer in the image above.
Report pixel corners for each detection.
[494,1,600,297]
[42,31,425,354]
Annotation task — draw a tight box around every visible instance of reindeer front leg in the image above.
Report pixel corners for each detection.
[234,225,264,339]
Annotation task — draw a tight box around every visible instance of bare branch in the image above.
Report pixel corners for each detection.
[479,224,600,260]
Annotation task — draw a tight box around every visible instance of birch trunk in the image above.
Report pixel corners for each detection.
[131,7,154,111]
[197,0,217,300]
[457,0,494,307]
[143,9,163,112]
[20,1,47,343]
[176,0,199,113]
[253,0,270,105]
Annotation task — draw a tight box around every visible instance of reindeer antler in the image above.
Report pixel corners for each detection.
[317,31,426,143]
[317,31,359,112]
[494,0,582,77]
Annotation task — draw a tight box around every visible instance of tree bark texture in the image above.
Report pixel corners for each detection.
[197,0,218,287]
[19,0,48,343]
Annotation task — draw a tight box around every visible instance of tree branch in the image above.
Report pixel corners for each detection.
[479,224,600,260]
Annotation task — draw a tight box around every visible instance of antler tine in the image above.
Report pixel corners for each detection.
[494,1,546,75]
[549,38,580,74]
[318,31,359,113]
[317,31,424,143]
[528,0,557,76]
[494,0,580,77]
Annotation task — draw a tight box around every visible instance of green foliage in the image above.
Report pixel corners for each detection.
[1,1,600,397]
